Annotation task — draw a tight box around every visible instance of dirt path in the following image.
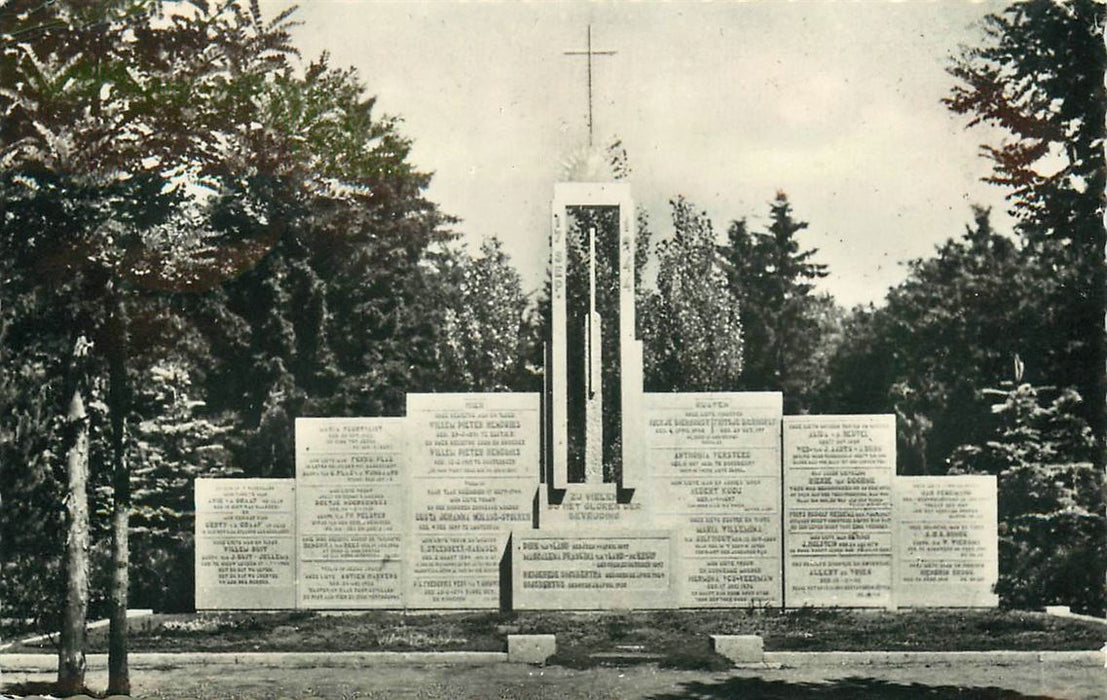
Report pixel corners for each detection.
[3,655,1103,700]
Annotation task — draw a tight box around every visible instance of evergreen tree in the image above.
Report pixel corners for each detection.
[720,192,829,412]
[948,381,1104,614]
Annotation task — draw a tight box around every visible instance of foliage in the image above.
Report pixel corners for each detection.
[945,0,1106,453]
[0,0,458,624]
[642,196,743,392]
[429,238,535,392]
[0,285,68,632]
[949,383,1105,615]
[719,192,832,413]
[821,208,1047,474]
[945,0,1104,239]
[196,51,450,479]
[129,350,237,612]
[0,1,284,648]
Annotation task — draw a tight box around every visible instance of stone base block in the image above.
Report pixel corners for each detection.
[508,634,556,664]
[710,634,764,664]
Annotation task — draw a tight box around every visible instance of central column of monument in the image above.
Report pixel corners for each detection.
[583,225,604,482]
[548,172,643,492]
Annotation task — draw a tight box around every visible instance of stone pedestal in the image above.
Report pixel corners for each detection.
[710,635,764,664]
[508,634,557,664]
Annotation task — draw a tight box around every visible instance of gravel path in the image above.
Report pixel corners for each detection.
[2,651,1103,699]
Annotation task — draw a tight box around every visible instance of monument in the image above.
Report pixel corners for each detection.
[195,27,999,612]
[783,415,895,608]
[195,479,296,609]
[893,475,999,608]
[405,393,538,608]
[295,418,405,608]
[645,392,784,607]
[549,180,640,490]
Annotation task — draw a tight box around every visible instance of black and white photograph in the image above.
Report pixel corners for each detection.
[0,1,1103,698]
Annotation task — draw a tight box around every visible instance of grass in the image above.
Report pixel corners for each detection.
[4,608,1103,670]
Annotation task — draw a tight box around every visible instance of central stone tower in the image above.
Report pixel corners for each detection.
[547,157,644,493]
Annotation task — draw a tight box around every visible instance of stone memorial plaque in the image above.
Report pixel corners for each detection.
[195,479,296,609]
[513,529,675,609]
[295,417,406,608]
[894,475,998,607]
[783,415,895,607]
[406,393,540,608]
[540,483,646,529]
[645,392,784,607]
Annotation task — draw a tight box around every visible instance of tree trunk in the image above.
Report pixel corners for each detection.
[107,479,130,696]
[1093,248,1106,472]
[57,339,90,697]
[106,296,131,696]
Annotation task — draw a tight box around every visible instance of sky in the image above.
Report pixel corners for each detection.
[262,0,1014,308]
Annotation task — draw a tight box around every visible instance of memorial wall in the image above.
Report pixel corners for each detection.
[893,475,999,607]
[406,393,539,608]
[196,398,998,611]
[195,479,296,609]
[194,177,999,611]
[644,392,783,607]
[295,417,406,608]
[784,415,895,608]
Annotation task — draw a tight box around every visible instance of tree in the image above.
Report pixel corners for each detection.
[194,49,450,480]
[642,197,743,392]
[58,335,93,695]
[430,238,534,392]
[945,0,1106,461]
[719,192,830,413]
[822,207,1050,474]
[948,381,1104,614]
[0,166,90,691]
[0,0,303,692]
[1,3,133,690]
[0,171,175,697]
[3,4,459,690]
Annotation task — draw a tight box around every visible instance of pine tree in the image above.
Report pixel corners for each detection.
[949,381,1104,613]
[720,192,829,412]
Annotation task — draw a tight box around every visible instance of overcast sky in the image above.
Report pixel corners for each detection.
[263,0,1013,308]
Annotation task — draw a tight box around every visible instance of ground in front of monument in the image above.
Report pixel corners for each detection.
[4,609,1104,699]
[2,651,1104,700]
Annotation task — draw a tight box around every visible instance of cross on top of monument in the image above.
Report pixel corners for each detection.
[563,24,617,146]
